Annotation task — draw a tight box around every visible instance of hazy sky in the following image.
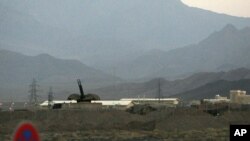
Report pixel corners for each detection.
[182,0,250,17]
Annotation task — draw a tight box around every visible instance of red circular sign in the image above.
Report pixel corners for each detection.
[13,122,40,141]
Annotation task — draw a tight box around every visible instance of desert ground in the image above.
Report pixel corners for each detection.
[1,107,250,141]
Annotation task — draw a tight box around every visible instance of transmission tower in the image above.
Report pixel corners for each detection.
[48,87,54,108]
[29,78,39,105]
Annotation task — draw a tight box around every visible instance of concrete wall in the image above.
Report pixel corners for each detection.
[230,90,250,104]
[62,102,102,110]
[132,100,178,106]
[61,102,133,111]
[236,96,250,104]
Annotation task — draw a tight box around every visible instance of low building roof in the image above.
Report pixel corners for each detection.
[40,100,77,106]
[91,100,132,106]
[203,99,230,103]
[120,98,179,101]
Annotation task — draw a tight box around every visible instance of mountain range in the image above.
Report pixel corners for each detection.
[92,68,250,99]
[173,79,250,101]
[0,0,250,74]
[1,51,250,101]
[0,50,120,101]
[115,24,250,80]
[1,0,250,101]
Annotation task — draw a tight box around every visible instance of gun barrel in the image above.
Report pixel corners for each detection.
[77,79,85,100]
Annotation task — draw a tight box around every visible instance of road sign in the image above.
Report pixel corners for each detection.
[13,122,40,141]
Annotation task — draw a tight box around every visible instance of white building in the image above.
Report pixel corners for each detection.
[120,98,179,105]
[91,100,133,108]
[203,95,230,104]
[40,100,77,107]
[230,90,250,104]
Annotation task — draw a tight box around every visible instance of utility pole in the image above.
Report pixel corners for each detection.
[29,78,39,105]
[158,78,161,103]
[48,87,54,109]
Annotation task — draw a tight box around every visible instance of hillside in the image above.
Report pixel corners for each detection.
[116,24,250,80]
[0,49,121,101]
[92,68,250,99]
[0,0,250,74]
[173,79,250,101]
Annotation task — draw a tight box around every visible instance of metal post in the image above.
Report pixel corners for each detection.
[158,78,161,103]
[48,87,54,109]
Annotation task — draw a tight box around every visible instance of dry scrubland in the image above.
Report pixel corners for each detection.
[1,108,250,141]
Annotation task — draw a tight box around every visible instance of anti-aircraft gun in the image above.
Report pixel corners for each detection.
[68,79,100,102]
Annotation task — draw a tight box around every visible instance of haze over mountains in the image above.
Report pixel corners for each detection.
[1,0,250,101]
[93,68,250,99]
[0,50,120,101]
[117,24,250,80]
[174,79,250,101]
[0,0,250,74]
